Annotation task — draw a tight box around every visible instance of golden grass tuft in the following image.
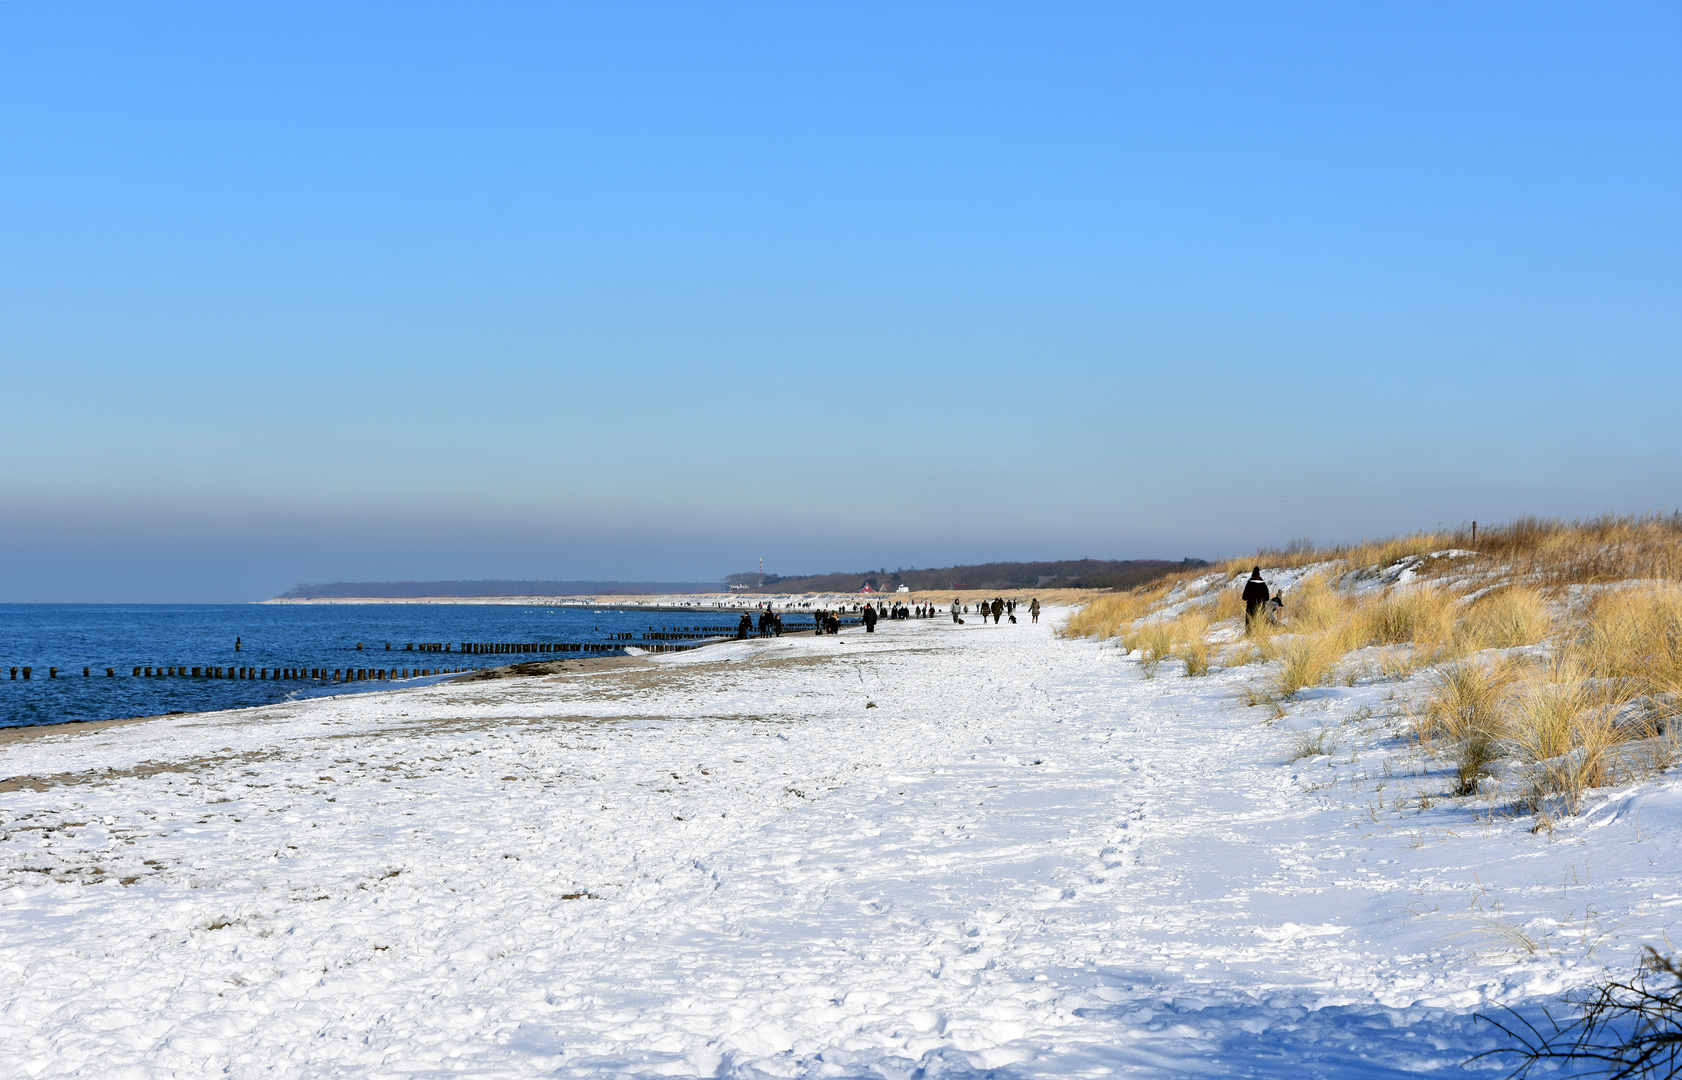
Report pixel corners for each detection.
[1458,587,1553,651]
[1528,710,1624,814]
[1511,666,1587,763]
[1172,613,1213,676]
[1134,620,1178,678]
[1420,660,1516,744]
[1420,660,1518,796]
[1286,574,1351,636]
[1274,636,1337,698]
[1574,586,1682,706]
[1357,586,1457,651]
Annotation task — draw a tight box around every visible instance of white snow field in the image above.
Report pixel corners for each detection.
[2,610,1679,1078]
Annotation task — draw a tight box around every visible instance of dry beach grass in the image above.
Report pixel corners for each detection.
[1063,515,1682,817]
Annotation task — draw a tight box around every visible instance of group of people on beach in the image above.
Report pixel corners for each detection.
[730,594,1047,639]
[861,600,924,632]
[730,573,1279,643]
[948,597,1040,625]
[736,610,787,639]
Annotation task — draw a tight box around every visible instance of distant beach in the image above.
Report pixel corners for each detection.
[261,588,1107,608]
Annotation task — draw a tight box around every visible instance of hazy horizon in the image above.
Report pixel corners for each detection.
[4,3,1678,602]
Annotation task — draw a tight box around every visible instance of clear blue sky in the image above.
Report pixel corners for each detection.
[3,2,1679,601]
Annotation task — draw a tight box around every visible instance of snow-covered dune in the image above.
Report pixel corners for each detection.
[2,610,1677,1077]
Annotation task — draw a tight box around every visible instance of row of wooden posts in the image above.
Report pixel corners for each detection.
[6,666,468,681]
[461,639,638,654]
[4,638,721,682]
[460,640,708,655]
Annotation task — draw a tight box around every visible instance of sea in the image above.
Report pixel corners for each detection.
[0,603,789,730]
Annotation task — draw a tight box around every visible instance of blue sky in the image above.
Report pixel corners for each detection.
[2,2,1679,601]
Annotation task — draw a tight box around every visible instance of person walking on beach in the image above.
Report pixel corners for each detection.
[862,603,878,633]
[736,612,753,640]
[1242,568,1271,631]
[1030,598,1041,623]
[951,598,962,624]
[990,598,1004,624]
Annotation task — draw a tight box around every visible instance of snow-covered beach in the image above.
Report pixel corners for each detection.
[2,608,1677,1077]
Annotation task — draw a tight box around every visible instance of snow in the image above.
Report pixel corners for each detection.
[2,610,1678,1077]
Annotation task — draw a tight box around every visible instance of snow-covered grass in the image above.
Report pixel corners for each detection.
[1066,521,1682,826]
[2,609,1680,1076]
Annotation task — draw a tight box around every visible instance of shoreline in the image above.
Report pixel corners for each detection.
[260,588,1106,608]
[0,649,691,746]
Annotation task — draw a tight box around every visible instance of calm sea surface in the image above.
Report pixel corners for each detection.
[0,603,776,729]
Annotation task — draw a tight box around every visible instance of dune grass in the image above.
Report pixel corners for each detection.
[1059,515,1682,816]
[1357,586,1458,650]
[1078,514,1682,612]
[1178,636,1213,676]
[1576,585,1682,705]
[1134,621,1178,678]
[1060,588,1158,641]
[1458,587,1553,651]
[1511,665,1588,763]
[1419,660,1519,795]
[1274,635,1337,698]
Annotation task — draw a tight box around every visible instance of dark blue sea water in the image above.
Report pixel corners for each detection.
[0,603,773,729]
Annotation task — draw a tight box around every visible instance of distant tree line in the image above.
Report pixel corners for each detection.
[278,559,1208,600]
[732,558,1207,594]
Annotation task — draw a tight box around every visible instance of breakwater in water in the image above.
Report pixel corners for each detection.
[0,605,801,730]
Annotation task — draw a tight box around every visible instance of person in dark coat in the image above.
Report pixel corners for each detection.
[862,604,878,633]
[737,613,753,639]
[990,598,1004,624]
[1241,567,1271,629]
